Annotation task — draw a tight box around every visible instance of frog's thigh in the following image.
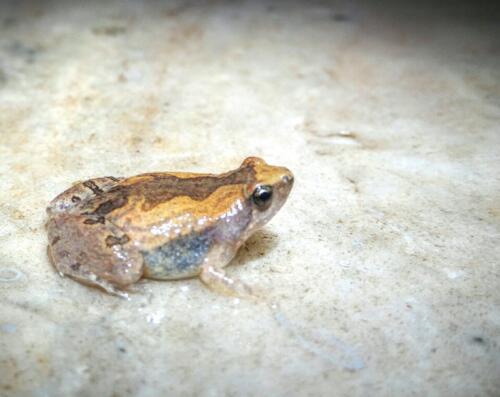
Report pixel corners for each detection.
[47,177,122,214]
[47,213,144,291]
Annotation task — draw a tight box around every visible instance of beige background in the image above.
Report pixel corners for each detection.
[1,1,499,396]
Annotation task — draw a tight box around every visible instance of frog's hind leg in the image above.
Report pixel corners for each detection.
[48,245,130,298]
[46,213,144,296]
[47,176,123,215]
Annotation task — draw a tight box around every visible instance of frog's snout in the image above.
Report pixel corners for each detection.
[280,167,294,188]
[282,174,294,185]
[278,169,294,199]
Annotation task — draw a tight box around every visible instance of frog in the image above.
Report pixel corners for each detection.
[46,157,294,297]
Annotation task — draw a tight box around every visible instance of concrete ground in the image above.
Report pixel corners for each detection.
[0,1,499,396]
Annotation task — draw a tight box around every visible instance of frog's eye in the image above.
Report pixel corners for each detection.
[252,185,273,210]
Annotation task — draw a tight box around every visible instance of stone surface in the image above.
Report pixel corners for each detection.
[1,1,499,396]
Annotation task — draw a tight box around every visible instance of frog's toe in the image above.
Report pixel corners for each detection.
[63,270,132,299]
[199,264,259,299]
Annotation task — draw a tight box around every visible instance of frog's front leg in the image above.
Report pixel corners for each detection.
[199,262,256,298]
[197,240,265,298]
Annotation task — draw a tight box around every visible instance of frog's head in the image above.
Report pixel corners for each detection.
[241,157,294,235]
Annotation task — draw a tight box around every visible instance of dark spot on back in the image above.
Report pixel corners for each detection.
[83,216,105,225]
[70,262,81,271]
[51,236,61,245]
[71,196,81,203]
[83,180,104,195]
[91,197,128,216]
[105,235,130,247]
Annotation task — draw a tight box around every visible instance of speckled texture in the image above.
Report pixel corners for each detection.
[1,1,499,396]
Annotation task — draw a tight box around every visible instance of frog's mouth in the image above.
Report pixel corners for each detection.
[271,171,294,213]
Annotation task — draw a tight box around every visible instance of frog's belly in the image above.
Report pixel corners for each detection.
[141,232,211,280]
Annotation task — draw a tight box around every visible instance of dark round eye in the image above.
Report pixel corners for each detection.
[252,185,273,210]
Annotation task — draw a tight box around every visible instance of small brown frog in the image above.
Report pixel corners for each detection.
[46,157,294,297]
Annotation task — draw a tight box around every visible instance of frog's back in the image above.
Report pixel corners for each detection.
[80,168,252,238]
[46,176,123,216]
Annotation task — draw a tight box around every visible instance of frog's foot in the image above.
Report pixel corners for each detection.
[65,271,131,299]
[199,264,260,299]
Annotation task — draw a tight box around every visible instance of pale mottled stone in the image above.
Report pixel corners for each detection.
[0,1,499,396]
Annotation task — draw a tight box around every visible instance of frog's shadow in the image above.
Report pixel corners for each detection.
[231,229,279,268]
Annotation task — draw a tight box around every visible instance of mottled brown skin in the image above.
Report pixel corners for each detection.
[46,157,294,297]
